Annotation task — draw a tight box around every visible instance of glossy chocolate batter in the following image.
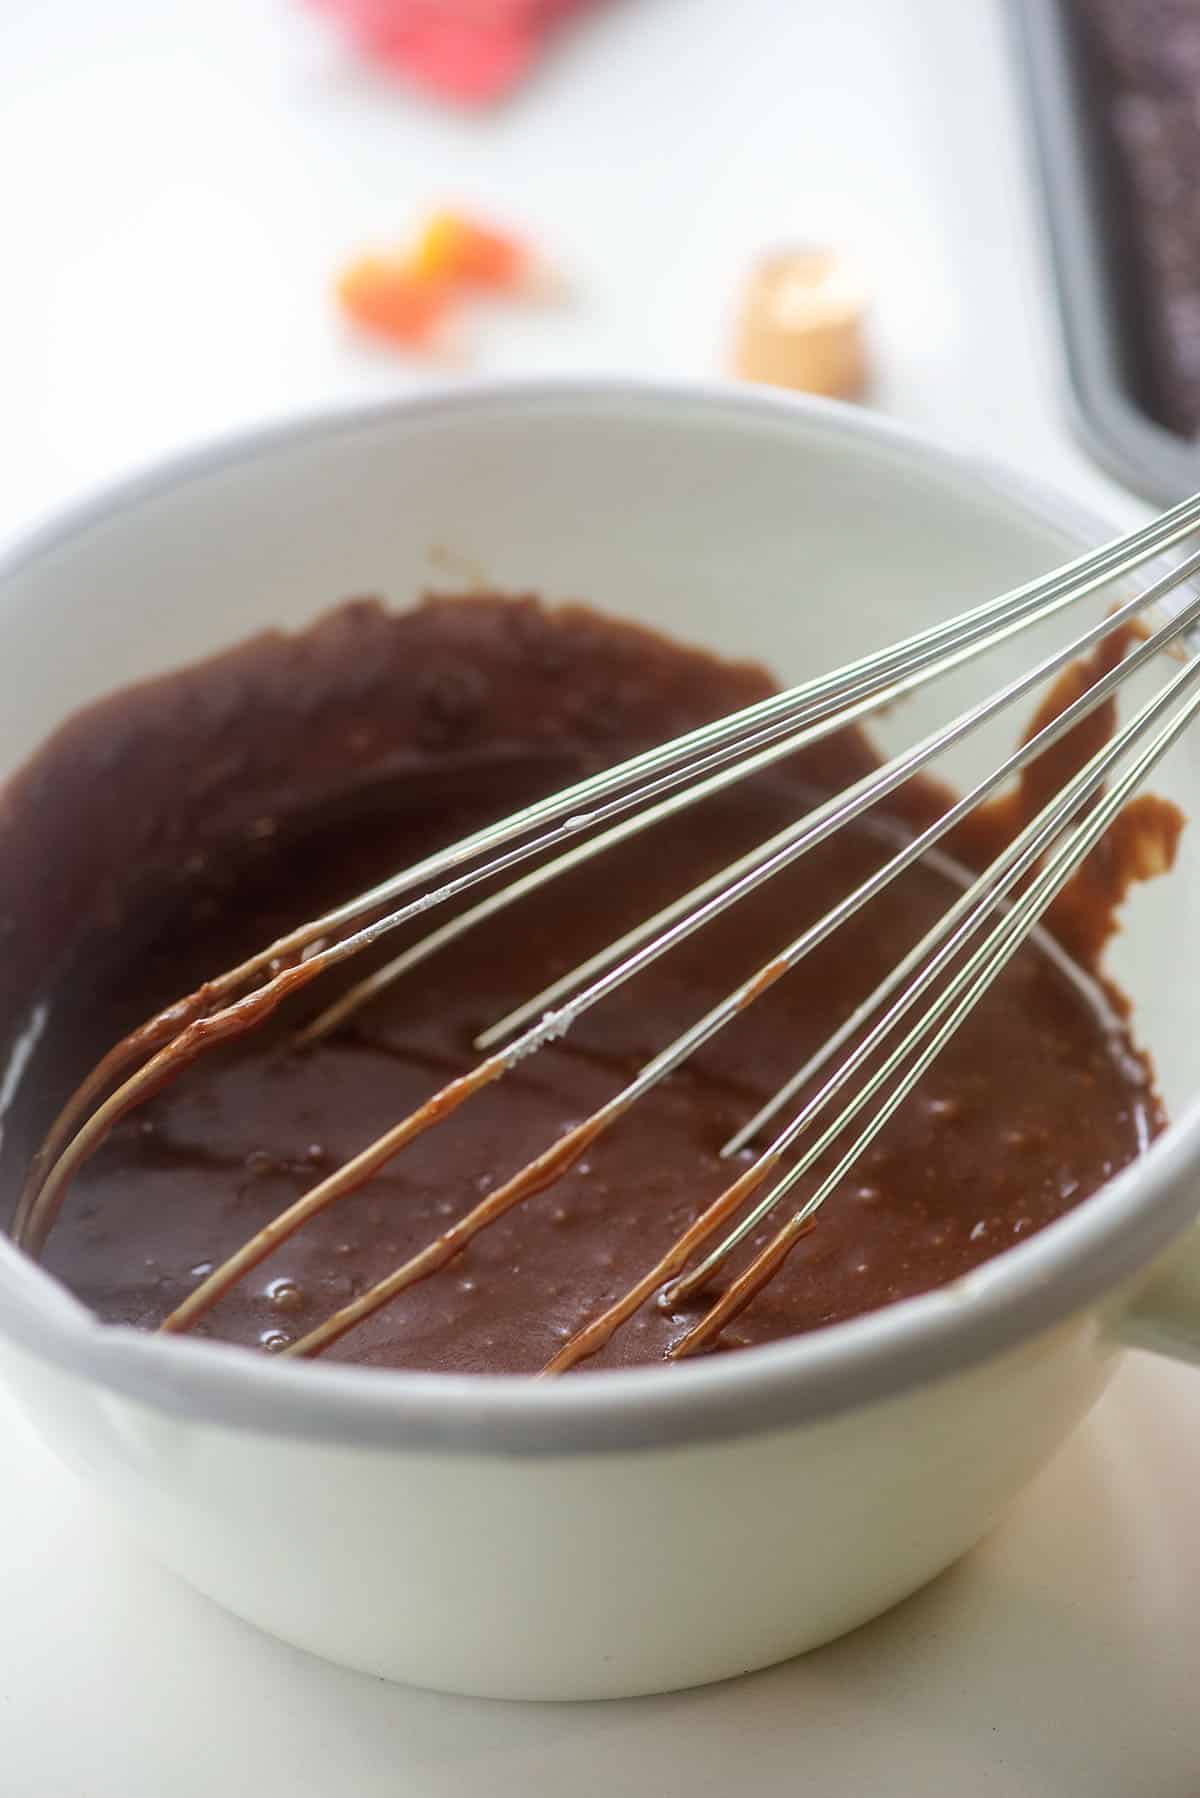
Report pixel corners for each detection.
[0,596,1171,1373]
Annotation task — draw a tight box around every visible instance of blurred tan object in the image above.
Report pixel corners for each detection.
[732,249,869,399]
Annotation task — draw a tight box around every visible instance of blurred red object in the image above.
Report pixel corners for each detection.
[309,0,604,103]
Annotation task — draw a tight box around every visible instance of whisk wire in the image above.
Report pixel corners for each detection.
[670,672,1200,1356]
[668,645,1200,1313]
[295,514,1200,1052]
[273,561,1200,1364]
[526,620,1200,1369]
[15,495,1200,1373]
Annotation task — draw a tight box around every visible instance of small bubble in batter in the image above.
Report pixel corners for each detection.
[267,1278,305,1313]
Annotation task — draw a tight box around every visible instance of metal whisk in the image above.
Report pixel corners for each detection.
[14,493,1200,1371]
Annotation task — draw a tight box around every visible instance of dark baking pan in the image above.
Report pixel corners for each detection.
[1006,0,1200,503]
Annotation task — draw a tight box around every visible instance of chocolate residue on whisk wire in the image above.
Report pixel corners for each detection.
[952,619,1184,974]
[0,594,1180,1372]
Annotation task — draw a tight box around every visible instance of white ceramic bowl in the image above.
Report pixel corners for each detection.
[1,380,1199,1702]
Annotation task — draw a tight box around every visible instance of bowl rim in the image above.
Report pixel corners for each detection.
[0,372,1196,1457]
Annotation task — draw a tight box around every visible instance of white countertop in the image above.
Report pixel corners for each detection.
[0,1,1196,1791]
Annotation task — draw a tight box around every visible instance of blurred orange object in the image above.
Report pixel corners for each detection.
[411,210,527,290]
[335,209,558,354]
[336,255,454,348]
